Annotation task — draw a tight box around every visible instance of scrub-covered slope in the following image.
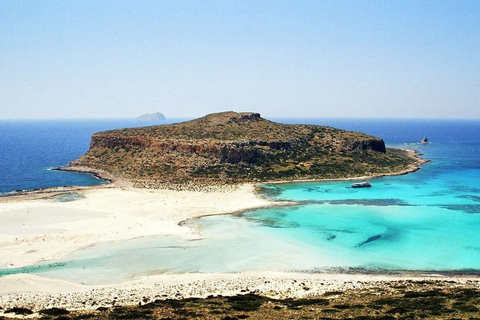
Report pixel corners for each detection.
[70,112,416,187]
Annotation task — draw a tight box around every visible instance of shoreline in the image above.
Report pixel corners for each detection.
[0,148,436,312]
[2,146,427,199]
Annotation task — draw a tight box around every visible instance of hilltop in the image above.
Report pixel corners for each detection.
[69,112,418,188]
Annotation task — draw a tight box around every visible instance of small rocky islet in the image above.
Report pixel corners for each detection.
[136,112,166,121]
[69,111,418,188]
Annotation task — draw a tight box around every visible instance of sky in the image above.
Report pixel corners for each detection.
[1,1,479,119]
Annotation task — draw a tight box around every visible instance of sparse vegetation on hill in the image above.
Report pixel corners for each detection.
[70,112,417,187]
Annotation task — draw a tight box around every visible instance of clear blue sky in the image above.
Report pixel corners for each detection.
[1,1,479,119]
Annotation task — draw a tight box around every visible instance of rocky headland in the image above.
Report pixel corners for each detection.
[68,111,418,188]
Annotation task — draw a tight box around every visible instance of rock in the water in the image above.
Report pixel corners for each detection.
[420,137,428,144]
[137,112,166,121]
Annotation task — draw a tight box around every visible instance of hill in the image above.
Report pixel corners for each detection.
[69,112,418,188]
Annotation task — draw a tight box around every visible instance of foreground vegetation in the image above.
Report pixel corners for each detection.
[4,280,480,319]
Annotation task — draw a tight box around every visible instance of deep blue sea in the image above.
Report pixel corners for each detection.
[0,119,185,195]
[1,118,480,284]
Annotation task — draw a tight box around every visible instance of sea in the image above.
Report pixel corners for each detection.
[1,118,480,284]
[0,119,185,195]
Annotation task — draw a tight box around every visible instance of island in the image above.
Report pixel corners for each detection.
[136,112,166,121]
[68,111,420,188]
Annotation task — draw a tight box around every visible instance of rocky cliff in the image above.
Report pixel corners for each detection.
[70,111,415,187]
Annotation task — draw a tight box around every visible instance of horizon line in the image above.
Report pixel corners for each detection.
[2,116,480,121]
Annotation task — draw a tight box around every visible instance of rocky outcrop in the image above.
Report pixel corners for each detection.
[220,145,260,164]
[71,111,415,185]
[226,112,261,124]
[342,138,386,153]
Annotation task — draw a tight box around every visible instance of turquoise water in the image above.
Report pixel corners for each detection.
[1,120,480,284]
[245,140,480,272]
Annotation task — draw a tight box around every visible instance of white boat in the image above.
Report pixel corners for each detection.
[349,181,371,188]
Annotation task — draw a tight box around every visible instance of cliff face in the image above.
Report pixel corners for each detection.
[71,112,414,186]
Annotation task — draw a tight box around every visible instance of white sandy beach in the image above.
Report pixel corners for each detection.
[1,184,479,313]
[0,184,273,270]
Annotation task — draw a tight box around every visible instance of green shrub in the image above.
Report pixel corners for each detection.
[39,308,70,316]
[4,307,33,315]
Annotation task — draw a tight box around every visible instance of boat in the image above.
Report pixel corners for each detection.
[349,181,371,188]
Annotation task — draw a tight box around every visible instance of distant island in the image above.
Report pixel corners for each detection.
[136,112,166,121]
[69,111,419,188]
